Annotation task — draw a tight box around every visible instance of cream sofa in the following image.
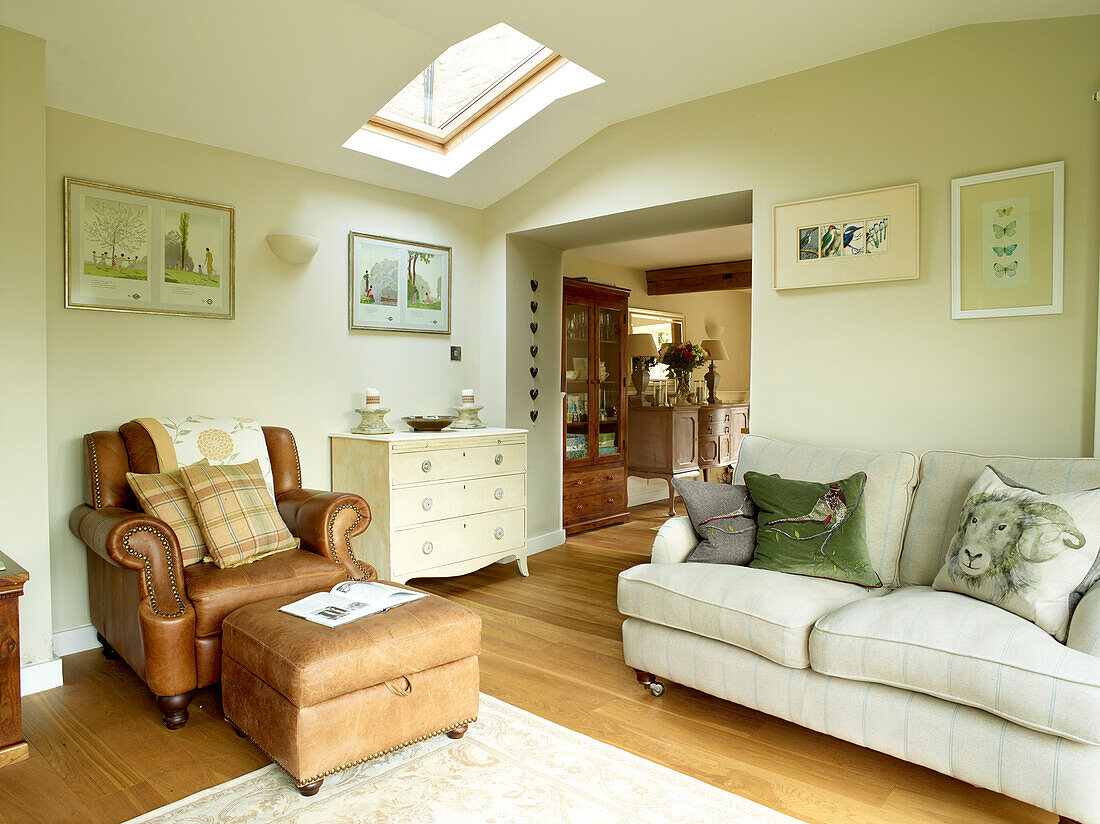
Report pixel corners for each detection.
[617,435,1100,823]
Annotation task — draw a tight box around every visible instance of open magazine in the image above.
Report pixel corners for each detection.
[279,581,428,627]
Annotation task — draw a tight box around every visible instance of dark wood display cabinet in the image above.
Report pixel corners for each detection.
[562,277,630,534]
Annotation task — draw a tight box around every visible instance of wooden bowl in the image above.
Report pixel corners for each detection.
[402,415,457,432]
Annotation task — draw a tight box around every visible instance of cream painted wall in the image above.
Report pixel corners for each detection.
[45,110,485,634]
[561,253,752,505]
[485,14,1100,549]
[0,27,53,665]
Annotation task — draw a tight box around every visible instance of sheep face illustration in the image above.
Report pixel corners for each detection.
[946,493,1085,602]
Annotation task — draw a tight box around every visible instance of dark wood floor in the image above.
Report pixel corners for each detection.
[0,501,1054,824]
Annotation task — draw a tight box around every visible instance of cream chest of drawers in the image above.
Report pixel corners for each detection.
[330,428,528,584]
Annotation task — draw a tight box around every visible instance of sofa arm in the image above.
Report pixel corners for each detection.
[1068,586,1100,658]
[651,516,698,564]
[277,489,376,581]
[69,504,191,619]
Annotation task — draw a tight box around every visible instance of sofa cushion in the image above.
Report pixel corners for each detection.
[734,435,917,587]
[900,450,1100,587]
[746,471,881,588]
[617,562,876,668]
[809,586,1100,744]
[126,464,210,566]
[185,549,348,637]
[672,479,757,566]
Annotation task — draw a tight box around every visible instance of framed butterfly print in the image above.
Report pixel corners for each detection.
[951,161,1063,319]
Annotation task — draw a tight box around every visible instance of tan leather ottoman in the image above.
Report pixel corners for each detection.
[221,589,481,795]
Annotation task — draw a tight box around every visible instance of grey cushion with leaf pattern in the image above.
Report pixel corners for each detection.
[672,479,757,565]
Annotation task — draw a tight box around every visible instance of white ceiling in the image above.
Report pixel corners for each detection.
[3,0,1097,208]
[571,224,753,272]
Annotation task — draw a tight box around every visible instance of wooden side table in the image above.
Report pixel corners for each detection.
[0,551,29,768]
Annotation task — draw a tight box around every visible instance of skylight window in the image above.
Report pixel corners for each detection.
[344,23,603,177]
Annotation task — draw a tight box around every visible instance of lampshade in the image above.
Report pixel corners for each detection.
[627,333,659,358]
[700,339,729,361]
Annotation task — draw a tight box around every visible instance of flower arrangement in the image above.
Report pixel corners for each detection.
[658,342,708,373]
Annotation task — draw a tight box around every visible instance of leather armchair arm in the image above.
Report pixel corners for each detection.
[69,504,191,618]
[277,489,376,581]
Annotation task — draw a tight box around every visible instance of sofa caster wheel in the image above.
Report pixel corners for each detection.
[297,778,323,796]
[633,669,665,697]
[96,632,119,660]
[446,725,468,739]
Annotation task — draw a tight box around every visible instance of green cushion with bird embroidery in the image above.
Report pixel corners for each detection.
[744,471,882,588]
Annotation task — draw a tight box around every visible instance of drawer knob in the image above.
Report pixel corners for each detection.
[494,487,504,500]
[421,460,432,473]
[422,497,433,511]
[422,541,433,555]
[494,527,504,540]
[605,474,614,481]
[494,453,504,465]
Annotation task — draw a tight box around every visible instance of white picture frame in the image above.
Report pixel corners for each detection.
[950,161,1064,320]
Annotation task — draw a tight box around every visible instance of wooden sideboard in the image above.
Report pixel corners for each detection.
[0,551,29,769]
[331,428,528,584]
[626,404,702,516]
[699,402,750,479]
[627,402,750,514]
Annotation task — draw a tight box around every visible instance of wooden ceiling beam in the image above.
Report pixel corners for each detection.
[645,259,751,295]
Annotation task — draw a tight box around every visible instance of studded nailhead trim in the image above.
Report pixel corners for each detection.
[86,434,103,509]
[227,716,477,787]
[291,437,303,488]
[121,526,187,618]
[328,503,375,581]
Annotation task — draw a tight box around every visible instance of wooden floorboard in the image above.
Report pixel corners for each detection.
[0,501,1055,823]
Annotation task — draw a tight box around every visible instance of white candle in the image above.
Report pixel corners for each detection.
[461,389,475,406]
[364,388,381,409]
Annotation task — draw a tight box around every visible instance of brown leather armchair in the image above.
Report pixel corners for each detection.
[68,423,375,729]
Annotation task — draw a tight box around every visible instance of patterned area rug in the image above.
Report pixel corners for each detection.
[129,694,804,824]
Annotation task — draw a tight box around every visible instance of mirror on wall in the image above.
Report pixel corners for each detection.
[628,308,684,404]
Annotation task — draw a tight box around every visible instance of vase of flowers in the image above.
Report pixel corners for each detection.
[658,342,708,405]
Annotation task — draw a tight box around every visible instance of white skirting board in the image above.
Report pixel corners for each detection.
[53,622,100,657]
[20,657,63,696]
[527,528,566,555]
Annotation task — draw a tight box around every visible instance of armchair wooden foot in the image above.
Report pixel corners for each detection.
[157,692,193,730]
[297,779,323,796]
[96,632,119,660]
[446,725,469,740]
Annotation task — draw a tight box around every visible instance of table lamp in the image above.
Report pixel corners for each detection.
[627,333,659,404]
[700,339,729,404]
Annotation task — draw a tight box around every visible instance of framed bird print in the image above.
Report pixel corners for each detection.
[773,183,919,290]
[951,161,1063,319]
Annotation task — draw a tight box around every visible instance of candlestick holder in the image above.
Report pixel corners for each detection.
[352,407,394,434]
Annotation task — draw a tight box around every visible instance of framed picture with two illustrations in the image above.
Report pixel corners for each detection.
[950,161,1064,319]
[348,231,451,334]
[64,178,234,319]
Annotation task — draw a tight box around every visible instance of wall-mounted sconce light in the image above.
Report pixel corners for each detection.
[265,233,320,264]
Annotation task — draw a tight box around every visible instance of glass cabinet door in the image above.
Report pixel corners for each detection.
[596,305,622,459]
[564,300,591,462]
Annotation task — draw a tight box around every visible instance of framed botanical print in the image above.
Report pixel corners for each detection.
[951,161,1063,319]
[64,178,234,319]
[348,232,451,334]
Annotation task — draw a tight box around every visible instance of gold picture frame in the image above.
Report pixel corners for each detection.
[64,178,234,319]
[772,182,919,290]
[348,231,452,334]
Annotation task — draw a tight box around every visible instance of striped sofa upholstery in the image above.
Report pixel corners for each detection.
[619,436,1100,823]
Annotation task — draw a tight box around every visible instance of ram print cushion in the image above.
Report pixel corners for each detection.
[672,479,757,565]
[932,466,1100,640]
[180,460,299,569]
[126,462,210,566]
[745,471,882,588]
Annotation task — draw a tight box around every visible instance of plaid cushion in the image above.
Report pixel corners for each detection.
[180,460,298,569]
[126,465,210,566]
